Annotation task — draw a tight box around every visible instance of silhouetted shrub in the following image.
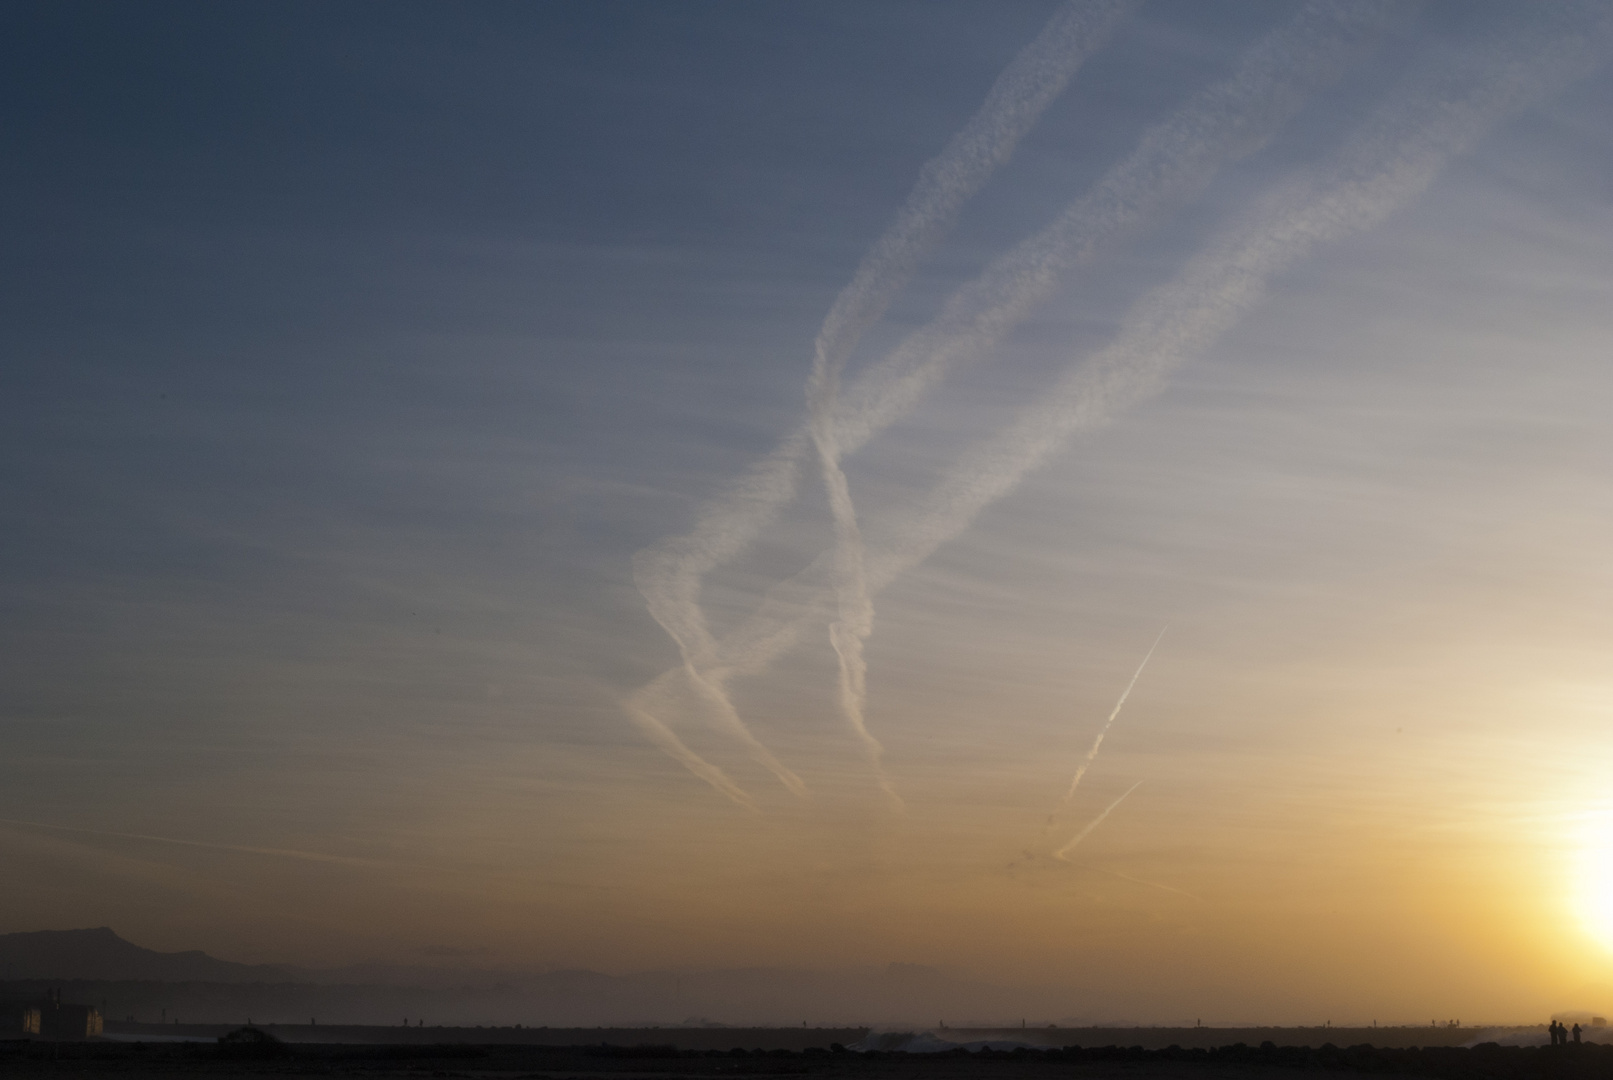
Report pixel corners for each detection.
[216,1027,288,1059]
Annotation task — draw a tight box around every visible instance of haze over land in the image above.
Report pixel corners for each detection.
[6,929,1608,1032]
[5,0,1613,1027]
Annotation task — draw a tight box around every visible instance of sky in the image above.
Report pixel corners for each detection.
[4,0,1613,1026]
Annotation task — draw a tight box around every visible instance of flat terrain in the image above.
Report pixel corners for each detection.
[96,1025,1530,1051]
[5,1038,1613,1080]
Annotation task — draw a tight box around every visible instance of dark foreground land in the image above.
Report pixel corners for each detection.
[6,1038,1613,1080]
[92,1025,1534,1051]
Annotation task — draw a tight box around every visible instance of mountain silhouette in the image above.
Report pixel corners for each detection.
[0,927,288,982]
[0,930,1094,1025]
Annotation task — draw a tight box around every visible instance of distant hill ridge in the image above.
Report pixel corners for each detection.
[0,927,288,982]
[0,931,1073,1025]
[6,930,1606,1028]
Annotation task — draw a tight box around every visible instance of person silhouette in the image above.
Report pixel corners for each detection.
[1573,1023,1582,1044]
[1549,1021,1560,1045]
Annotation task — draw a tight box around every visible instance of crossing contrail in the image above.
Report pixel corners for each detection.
[807,0,1139,806]
[620,698,759,810]
[632,0,1408,801]
[864,1,1613,608]
[1056,626,1166,815]
[631,4,1611,811]
[842,2,1593,806]
[829,0,1410,457]
[1054,780,1144,859]
[630,0,1137,801]
[798,0,1401,807]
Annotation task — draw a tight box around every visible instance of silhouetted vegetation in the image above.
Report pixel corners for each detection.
[215,1026,288,1058]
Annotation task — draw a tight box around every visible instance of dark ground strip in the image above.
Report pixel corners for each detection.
[91,1025,1512,1051]
[3,1040,1613,1080]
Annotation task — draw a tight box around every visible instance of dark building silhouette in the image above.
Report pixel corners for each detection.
[3,989,102,1039]
[2,1001,42,1035]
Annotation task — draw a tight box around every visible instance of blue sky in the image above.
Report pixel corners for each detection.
[5,0,1613,1024]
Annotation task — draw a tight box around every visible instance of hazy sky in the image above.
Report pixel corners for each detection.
[5,0,1613,1025]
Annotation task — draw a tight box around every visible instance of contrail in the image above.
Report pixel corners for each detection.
[807,0,1140,400]
[805,0,1400,805]
[622,549,839,797]
[620,699,759,810]
[804,0,1140,806]
[1055,626,1166,816]
[0,817,419,871]
[632,0,1137,800]
[633,0,1406,801]
[1054,780,1143,860]
[632,5,1611,810]
[865,1,1613,606]
[831,0,1411,457]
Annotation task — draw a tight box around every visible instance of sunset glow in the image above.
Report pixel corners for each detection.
[5,0,1613,1030]
[1575,810,1613,954]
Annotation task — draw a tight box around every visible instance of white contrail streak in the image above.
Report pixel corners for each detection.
[809,0,1399,805]
[623,550,838,804]
[1054,780,1143,860]
[620,699,759,810]
[866,2,1613,605]
[632,0,1405,801]
[804,0,1140,807]
[809,0,1141,398]
[631,6,1610,808]
[831,0,1410,457]
[631,0,1137,801]
[1057,626,1166,813]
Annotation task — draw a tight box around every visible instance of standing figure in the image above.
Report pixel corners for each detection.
[1549,1021,1560,1045]
[1573,1023,1582,1044]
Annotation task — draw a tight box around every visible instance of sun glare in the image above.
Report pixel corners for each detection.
[1575,813,1613,952]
